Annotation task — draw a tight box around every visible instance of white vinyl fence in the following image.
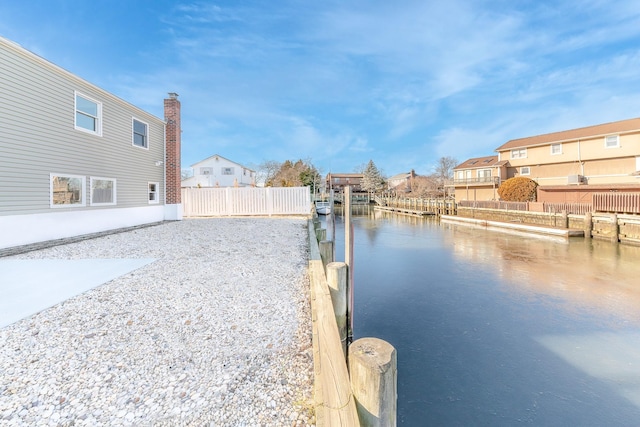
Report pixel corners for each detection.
[182,187,311,217]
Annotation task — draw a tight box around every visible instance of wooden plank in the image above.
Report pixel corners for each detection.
[308,221,359,426]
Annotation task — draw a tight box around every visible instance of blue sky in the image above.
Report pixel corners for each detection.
[2,1,640,177]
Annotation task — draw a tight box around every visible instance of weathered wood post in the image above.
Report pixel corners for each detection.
[612,213,619,243]
[319,240,334,267]
[316,227,326,242]
[344,186,354,343]
[349,337,397,427]
[584,212,593,238]
[326,262,348,356]
[561,210,568,229]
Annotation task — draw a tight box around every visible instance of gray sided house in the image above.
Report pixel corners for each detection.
[0,36,182,251]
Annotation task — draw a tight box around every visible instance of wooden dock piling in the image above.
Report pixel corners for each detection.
[349,338,397,427]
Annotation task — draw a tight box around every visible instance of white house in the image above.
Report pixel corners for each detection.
[0,36,182,252]
[182,154,255,188]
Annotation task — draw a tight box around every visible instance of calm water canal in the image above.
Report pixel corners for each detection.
[324,207,640,426]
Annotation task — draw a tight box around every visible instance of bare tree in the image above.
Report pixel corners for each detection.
[353,163,368,174]
[433,156,457,197]
[409,175,440,198]
[255,160,282,187]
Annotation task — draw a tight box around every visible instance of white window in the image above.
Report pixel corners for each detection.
[520,166,531,175]
[148,182,159,204]
[550,143,562,155]
[457,171,464,180]
[636,156,640,172]
[605,135,620,148]
[200,167,213,175]
[132,118,148,149]
[51,174,85,208]
[511,148,527,159]
[75,92,102,136]
[478,169,492,181]
[222,167,234,175]
[90,177,116,206]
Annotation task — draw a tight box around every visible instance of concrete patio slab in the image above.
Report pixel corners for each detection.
[0,258,156,328]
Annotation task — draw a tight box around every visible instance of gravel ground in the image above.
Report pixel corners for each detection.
[0,218,315,426]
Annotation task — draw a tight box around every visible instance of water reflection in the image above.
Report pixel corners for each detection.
[326,208,640,426]
[442,222,640,323]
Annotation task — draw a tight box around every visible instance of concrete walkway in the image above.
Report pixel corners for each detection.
[0,258,156,328]
[440,215,585,239]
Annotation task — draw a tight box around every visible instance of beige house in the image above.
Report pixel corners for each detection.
[451,118,640,203]
[450,156,507,201]
[387,170,416,192]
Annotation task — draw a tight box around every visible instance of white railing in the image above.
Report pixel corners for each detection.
[181,187,311,217]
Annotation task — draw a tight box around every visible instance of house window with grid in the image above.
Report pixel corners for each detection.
[478,169,492,181]
[520,166,531,175]
[605,135,620,148]
[90,177,116,206]
[511,148,527,159]
[148,182,159,204]
[550,143,562,155]
[222,167,234,175]
[75,92,102,135]
[51,174,85,207]
[132,119,148,149]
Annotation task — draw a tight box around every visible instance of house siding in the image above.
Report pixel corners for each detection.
[182,155,255,188]
[0,38,165,216]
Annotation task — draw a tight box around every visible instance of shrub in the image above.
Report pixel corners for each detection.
[497,177,538,202]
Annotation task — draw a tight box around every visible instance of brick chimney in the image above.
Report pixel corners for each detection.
[164,92,182,219]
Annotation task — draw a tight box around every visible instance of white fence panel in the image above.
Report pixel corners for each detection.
[182,187,311,217]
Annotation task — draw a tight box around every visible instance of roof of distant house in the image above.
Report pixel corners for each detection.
[497,117,640,151]
[191,154,255,171]
[388,172,412,181]
[454,155,499,170]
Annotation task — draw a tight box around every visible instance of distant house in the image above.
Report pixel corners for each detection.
[182,154,255,188]
[450,156,506,201]
[450,118,640,203]
[325,173,365,192]
[0,36,182,251]
[387,170,416,192]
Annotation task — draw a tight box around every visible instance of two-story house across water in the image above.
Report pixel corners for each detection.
[450,118,640,203]
[0,36,182,251]
[181,154,255,188]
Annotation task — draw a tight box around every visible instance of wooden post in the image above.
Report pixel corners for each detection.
[319,240,334,267]
[316,228,326,242]
[344,186,354,343]
[584,212,593,238]
[313,218,321,230]
[349,338,397,427]
[612,213,619,242]
[326,262,348,356]
[561,210,568,229]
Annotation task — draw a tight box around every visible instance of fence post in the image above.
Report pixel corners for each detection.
[349,337,397,427]
[561,210,568,229]
[326,262,348,357]
[612,213,619,243]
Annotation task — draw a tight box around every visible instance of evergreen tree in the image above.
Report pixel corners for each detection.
[361,160,385,193]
